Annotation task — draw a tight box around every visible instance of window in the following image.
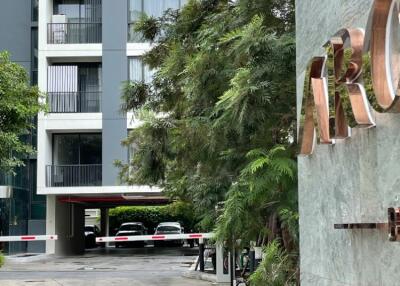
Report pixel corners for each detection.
[47,64,102,113]
[54,0,102,23]
[31,0,38,22]
[48,134,102,187]
[31,28,38,85]
[128,57,154,83]
[53,133,102,165]
[128,0,187,42]
[156,226,181,232]
[129,0,182,20]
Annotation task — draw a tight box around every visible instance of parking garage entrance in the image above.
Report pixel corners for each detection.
[46,194,170,255]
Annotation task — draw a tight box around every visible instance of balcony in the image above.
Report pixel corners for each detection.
[46,164,102,187]
[47,23,102,44]
[48,91,101,113]
[50,0,102,44]
[49,133,102,187]
[48,64,102,113]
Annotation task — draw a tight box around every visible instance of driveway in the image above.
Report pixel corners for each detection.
[0,246,212,286]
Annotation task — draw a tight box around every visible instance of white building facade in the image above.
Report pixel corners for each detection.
[37,0,184,254]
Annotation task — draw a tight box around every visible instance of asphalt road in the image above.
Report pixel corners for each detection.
[0,246,212,286]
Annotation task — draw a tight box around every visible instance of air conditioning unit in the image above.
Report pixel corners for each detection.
[52,14,66,23]
[51,14,67,44]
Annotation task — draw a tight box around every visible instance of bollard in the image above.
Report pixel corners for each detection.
[230,247,235,286]
[199,238,205,272]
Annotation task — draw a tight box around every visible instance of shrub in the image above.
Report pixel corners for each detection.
[0,251,4,268]
[109,201,198,234]
[249,240,297,286]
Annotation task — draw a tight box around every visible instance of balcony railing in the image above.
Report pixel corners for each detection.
[48,92,101,113]
[47,23,102,44]
[46,165,102,187]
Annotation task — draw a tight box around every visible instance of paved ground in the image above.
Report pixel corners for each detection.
[0,246,212,286]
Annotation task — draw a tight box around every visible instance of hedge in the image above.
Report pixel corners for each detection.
[0,252,4,268]
[109,201,198,234]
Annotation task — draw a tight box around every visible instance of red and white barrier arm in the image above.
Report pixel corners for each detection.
[0,235,58,242]
[96,233,214,243]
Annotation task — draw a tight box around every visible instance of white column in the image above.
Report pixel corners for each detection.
[105,209,110,247]
[100,208,109,247]
[216,244,231,284]
[37,0,52,195]
[45,195,56,254]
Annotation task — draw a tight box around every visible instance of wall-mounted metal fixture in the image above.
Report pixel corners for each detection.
[298,0,400,156]
[334,208,400,241]
[0,186,12,199]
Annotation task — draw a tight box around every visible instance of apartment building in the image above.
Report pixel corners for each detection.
[1,0,186,255]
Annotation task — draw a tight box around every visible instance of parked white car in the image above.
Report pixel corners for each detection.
[154,222,184,247]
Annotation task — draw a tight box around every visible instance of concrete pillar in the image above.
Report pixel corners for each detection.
[199,238,205,272]
[100,208,109,247]
[102,0,128,186]
[45,195,56,254]
[216,244,231,284]
[46,196,85,255]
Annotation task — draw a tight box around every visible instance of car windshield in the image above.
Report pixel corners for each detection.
[85,226,94,232]
[157,226,180,232]
[119,224,143,231]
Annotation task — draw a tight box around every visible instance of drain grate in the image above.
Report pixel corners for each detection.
[77,267,115,270]
[16,254,38,258]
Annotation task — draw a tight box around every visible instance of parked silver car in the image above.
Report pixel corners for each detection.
[154,222,184,247]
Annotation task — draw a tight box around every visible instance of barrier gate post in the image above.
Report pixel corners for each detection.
[199,238,205,272]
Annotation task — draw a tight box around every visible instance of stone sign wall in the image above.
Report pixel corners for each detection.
[297,1,400,285]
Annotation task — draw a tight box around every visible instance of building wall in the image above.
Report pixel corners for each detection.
[0,0,31,70]
[0,0,46,254]
[46,195,85,255]
[102,0,128,186]
[297,1,400,285]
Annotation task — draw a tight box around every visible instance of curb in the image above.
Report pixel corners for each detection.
[5,253,53,263]
[182,270,217,283]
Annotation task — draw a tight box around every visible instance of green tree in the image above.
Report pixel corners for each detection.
[215,146,297,248]
[118,0,297,283]
[0,51,45,173]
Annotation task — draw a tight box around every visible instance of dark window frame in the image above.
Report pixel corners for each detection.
[52,133,102,165]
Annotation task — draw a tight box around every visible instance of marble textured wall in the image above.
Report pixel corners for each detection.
[297,1,400,285]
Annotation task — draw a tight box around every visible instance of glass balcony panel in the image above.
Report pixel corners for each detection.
[47,64,102,112]
[53,133,101,165]
[128,57,155,83]
[79,134,102,165]
[48,134,102,187]
[53,134,80,165]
